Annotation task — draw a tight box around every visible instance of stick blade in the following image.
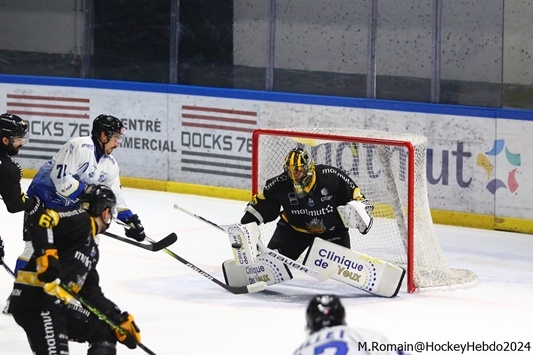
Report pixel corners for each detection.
[150,233,178,251]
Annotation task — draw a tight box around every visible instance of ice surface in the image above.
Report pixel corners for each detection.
[1,180,532,354]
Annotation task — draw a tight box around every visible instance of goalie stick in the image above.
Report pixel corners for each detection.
[173,204,327,281]
[147,240,267,294]
[113,219,267,294]
[102,231,178,251]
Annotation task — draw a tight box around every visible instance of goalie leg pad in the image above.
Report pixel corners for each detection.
[222,260,248,287]
[222,222,260,265]
[304,238,405,297]
[222,253,293,287]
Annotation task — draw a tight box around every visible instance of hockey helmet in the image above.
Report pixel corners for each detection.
[0,113,29,155]
[0,113,29,140]
[78,184,117,218]
[91,114,125,141]
[284,148,316,197]
[306,294,346,334]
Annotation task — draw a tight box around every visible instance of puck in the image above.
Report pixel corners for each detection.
[231,243,242,249]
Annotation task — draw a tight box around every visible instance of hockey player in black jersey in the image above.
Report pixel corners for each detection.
[0,113,41,313]
[241,148,374,260]
[0,113,40,217]
[223,148,405,296]
[8,184,142,355]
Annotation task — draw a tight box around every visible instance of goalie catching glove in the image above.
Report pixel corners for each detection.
[114,311,141,349]
[337,199,374,234]
[124,214,146,242]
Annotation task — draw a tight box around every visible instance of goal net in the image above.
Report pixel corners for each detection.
[252,128,476,292]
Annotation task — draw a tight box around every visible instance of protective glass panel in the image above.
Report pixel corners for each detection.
[2,1,533,110]
[439,0,503,107]
[375,0,433,102]
[232,1,270,90]
[91,0,171,83]
[273,0,370,97]
[502,1,533,110]
[174,0,233,87]
[0,1,82,77]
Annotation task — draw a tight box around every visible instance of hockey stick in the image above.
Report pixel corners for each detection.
[173,204,326,281]
[173,205,231,234]
[102,231,177,251]
[57,282,157,355]
[149,243,266,294]
[114,220,266,294]
[2,263,15,278]
[2,262,157,353]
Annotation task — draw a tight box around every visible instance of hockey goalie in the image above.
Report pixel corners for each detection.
[222,148,405,297]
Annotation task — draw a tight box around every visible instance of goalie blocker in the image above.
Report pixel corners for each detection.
[303,238,405,298]
[222,222,260,265]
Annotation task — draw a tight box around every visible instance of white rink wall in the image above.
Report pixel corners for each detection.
[1,76,532,233]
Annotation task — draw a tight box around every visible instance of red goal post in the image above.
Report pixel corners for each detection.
[251,128,476,293]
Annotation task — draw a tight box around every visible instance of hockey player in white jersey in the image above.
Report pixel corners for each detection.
[294,295,404,355]
[15,114,145,274]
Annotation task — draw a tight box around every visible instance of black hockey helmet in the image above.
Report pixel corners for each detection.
[284,148,316,197]
[78,184,117,217]
[306,294,346,334]
[91,114,125,140]
[0,113,29,141]
[0,113,29,155]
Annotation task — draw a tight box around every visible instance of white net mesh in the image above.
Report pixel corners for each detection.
[253,128,476,291]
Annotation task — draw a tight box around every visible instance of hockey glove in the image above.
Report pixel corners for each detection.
[358,200,374,234]
[360,199,374,216]
[115,311,141,349]
[0,237,4,265]
[43,279,74,305]
[36,248,60,283]
[25,195,43,215]
[124,214,145,241]
[337,200,374,235]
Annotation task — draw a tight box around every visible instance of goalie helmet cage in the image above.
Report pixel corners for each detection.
[251,128,476,293]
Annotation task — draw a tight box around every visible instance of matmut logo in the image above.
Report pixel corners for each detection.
[291,205,334,217]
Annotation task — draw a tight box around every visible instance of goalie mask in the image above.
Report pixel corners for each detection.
[306,294,346,334]
[284,148,316,198]
[0,113,29,156]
